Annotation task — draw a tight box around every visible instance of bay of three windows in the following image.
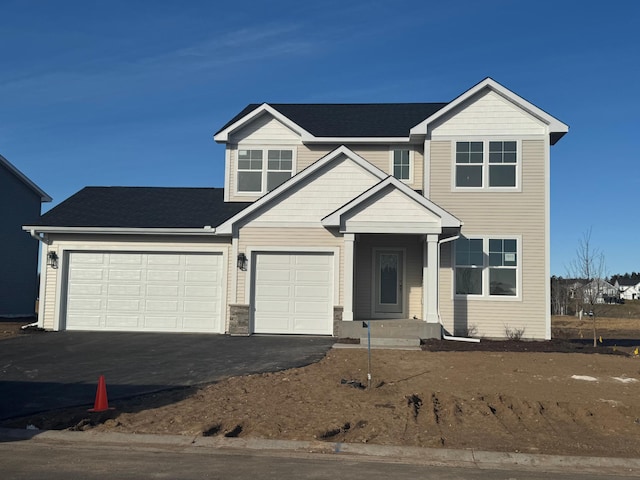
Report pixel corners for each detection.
[456,141,517,188]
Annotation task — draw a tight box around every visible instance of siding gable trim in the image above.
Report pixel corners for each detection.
[216,146,388,235]
[322,176,462,231]
[409,78,568,145]
[215,104,311,143]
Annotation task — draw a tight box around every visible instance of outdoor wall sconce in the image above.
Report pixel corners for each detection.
[237,253,247,271]
[47,251,59,269]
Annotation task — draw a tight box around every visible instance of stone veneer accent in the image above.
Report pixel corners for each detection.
[229,304,250,336]
[333,306,343,337]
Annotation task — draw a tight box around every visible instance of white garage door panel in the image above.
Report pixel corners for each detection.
[65,252,224,333]
[253,252,333,335]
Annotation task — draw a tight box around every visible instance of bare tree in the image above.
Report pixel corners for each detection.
[568,228,606,347]
[550,276,570,315]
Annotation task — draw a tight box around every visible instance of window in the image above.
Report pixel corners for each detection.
[489,141,517,187]
[455,237,518,297]
[455,141,518,188]
[237,147,294,194]
[391,148,411,181]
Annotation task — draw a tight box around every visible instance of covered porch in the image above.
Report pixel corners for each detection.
[320,177,461,340]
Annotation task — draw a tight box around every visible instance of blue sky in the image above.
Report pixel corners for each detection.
[1,0,638,276]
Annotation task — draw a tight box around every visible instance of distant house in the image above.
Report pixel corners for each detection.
[579,279,619,304]
[615,279,640,301]
[0,155,51,317]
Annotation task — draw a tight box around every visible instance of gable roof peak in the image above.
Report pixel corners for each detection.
[0,154,51,202]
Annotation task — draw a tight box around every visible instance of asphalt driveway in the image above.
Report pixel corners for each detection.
[0,331,334,421]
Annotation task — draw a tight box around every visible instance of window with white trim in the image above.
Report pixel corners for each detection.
[237,147,294,194]
[391,148,411,181]
[455,141,518,188]
[455,237,518,297]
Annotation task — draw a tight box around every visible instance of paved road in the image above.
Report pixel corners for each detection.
[0,331,334,420]
[0,439,632,480]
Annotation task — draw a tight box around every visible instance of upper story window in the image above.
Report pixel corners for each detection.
[237,147,294,194]
[455,141,518,189]
[390,148,411,182]
[455,236,519,297]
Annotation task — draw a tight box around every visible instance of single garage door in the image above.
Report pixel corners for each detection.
[252,252,334,334]
[65,251,224,332]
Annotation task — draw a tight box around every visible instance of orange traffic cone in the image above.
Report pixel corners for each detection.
[88,375,113,412]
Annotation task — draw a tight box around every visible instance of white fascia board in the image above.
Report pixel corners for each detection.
[342,223,442,234]
[409,78,569,139]
[22,226,217,236]
[215,145,389,234]
[214,104,312,143]
[301,135,413,144]
[322,176,462,228]
[0,154,52,202]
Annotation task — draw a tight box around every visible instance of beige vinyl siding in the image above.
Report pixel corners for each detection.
[236,227,344,306]
[345,188,439,226]
[354,234,422,319]
[298,144,424,191]
[41,245,60,330]
[229,114,300,144]
[228,143,425,202]
[431,139,547,339]
[245,156,380,225]
[431,90,546,136]
[40,235,232,332]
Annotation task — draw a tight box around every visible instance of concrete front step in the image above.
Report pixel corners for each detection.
[337,319,442,340]
[359,337,421,347]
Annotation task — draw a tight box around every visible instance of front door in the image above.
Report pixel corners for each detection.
[374,249,404,315]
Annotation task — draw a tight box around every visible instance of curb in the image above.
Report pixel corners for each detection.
[1,427,639,476]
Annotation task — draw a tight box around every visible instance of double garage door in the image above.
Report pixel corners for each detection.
[252,252,334,335]
[64,251,224,333]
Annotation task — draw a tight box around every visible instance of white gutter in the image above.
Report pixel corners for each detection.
[28,228,50,245]
[23,226,217,236]
[436,233,480,343]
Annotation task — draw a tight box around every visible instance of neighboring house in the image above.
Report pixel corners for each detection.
[0,154,51,317]
[582,279,619,304]
[25,78,568,339]
[615,279,640,300]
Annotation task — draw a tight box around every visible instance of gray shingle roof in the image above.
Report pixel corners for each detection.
[216,103,448,138]
[36,187,250,229]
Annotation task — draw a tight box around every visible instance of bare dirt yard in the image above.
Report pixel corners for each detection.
[4,315,640,458]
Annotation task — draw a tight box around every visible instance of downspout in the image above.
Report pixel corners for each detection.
[437,234,480,343]
[29,229,50,330]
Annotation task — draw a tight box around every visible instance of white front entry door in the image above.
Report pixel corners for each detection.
[374,249,404,315]
[252,252,334,334]
[65,252,224,332]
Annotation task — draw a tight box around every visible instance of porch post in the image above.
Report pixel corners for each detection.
[343,233,354,321]
[424,234,439,323]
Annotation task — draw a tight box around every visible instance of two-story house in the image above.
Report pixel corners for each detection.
[1,154,51,317]
[25,78,568,339]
